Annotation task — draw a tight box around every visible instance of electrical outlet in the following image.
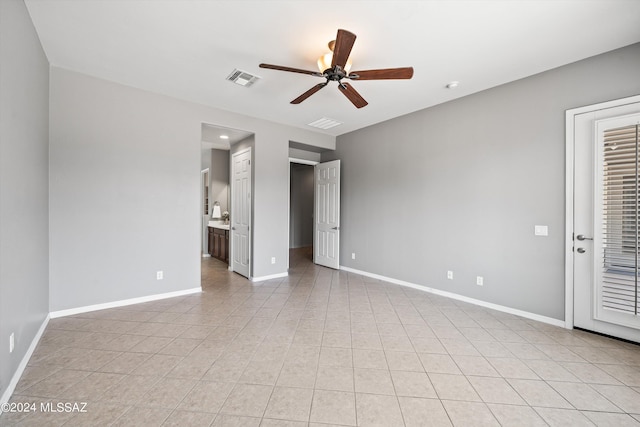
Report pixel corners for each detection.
[156,271,163,280]
[534,225,549,236]
[271,257,276,264]
[352,253,356,260]
[476,276,484,286]
[9,333,14,353]
[447,271,453,280]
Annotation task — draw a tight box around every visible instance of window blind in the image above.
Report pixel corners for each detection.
[602,124,640,315]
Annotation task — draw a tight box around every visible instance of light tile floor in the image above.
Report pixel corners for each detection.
[2,247,640,426]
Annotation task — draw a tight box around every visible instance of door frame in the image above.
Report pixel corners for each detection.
[287,157,319,270]
[564,94,640,329]
[201,168,210,257]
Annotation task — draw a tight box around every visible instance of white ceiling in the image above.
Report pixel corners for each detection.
[201,123,253,150]
[25,0,640,137]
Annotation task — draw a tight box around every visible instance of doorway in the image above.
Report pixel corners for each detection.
[289,161,315,265]
[566,95,640,342]
[288,156,342,271]
[200,123,253,284]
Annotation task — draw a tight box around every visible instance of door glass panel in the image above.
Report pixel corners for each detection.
[596,118,640,327]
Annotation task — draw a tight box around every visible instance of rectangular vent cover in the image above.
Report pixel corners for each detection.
[226,69,260,87]
[308,117,343,130]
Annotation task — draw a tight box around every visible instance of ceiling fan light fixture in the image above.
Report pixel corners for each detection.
[317,40,352,73]
[259,29,413,108]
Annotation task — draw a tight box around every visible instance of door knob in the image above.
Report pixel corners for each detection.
[577,247,586,253]
[576,234,593,241]
[332,226,340,230]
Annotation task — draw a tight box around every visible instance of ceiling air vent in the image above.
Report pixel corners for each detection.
[307,117,342,130]
[226,69,260,87]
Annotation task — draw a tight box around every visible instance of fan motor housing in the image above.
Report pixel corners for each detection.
[325,66,347,81]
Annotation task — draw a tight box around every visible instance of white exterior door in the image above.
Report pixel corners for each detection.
[573,99,640,342]
[231,148,251,278]
[314,160,340,269]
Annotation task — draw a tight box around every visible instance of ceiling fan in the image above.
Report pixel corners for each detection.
[259,29,414,109]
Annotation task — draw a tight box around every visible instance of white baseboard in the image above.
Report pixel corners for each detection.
[1,314,50,406]
[2,287,201,405]
[340,266,565,328]
[251,272,288,282]
[49,287,202,319]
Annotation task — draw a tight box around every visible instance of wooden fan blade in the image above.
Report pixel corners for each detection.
[331,29,357,69]
[259,63,322,77]
[338,82,368,109]
[349,67,414,80]
[291,83,327,104]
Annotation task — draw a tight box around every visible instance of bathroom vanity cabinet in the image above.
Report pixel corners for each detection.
[208,226,229,263]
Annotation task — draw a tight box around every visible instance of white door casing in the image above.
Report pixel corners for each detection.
[568,96,640,342]
[201,168,210,256]
[314,160,340,269]
[231,148,251,278]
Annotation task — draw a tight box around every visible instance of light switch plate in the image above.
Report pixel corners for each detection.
[534,225,549,236]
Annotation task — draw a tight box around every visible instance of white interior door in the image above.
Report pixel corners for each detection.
[573,100,640,342]
[314,160,340,269]
[231,148,251,278]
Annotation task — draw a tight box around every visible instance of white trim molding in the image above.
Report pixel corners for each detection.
[289,157,319,166]
[251,272,288,283]
[565,105,576,329]
[49,287,202,319]
[0,315,50,406]
[341,266,565,328]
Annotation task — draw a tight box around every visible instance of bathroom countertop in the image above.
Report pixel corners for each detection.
[207,221,230,230]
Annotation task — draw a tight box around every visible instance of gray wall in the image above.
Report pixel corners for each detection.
[324,43,640,321]
[210,149,230,215]
[254,131,290,278]
[290,163,314,248]
[200,148,229,216]
[0,0,50,400]
[49,68,332,310]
